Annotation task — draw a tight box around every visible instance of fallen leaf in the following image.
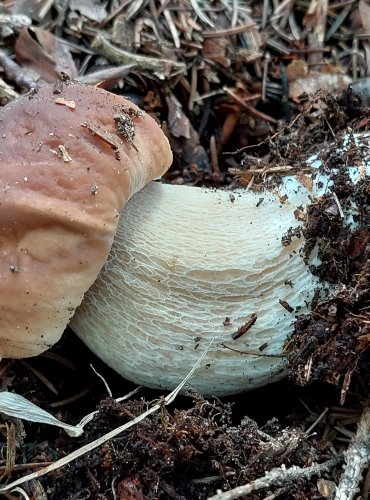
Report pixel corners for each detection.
[16,27,78,83]
[202,38,230,68]
[286,59,308,82]
[69,0,108,23]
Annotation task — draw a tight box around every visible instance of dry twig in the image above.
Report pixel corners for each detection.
[208,457,341,500]
[334,405,370,500]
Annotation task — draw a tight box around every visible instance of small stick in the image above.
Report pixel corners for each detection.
[159,0,180,48]
[92,34,185,77]
[210,136,220,175]
[208,457,341,500]
[334,405,370,500]
[332,192,345,219]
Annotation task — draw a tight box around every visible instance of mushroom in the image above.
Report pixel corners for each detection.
[0,82,172,358]
[70,177,321,396]
[0,83,360,397]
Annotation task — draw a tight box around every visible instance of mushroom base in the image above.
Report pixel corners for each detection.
[71,182,318,396]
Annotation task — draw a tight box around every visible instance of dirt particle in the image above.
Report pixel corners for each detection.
[232,313,257,340]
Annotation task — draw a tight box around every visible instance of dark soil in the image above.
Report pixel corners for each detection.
[0,331,357,499]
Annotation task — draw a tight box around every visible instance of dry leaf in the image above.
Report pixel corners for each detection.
[286,60,308,82]
[202,38,230,68]
[70,0,108,23]
[165,93,191,139]
[16,27,78,83]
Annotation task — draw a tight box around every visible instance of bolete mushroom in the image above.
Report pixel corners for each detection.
[0,82,172,358]
[0,82,360,397]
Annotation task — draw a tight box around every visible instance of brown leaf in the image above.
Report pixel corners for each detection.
[165,93,190,139]
[202,38,230,68]
[16,27,78,83]
[286,59,308,82]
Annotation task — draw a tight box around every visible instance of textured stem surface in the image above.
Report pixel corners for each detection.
[72,180,318,396]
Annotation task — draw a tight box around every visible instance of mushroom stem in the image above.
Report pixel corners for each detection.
[71,180,319,396]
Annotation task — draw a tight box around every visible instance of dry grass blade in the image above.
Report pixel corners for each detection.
[10,487,30,500]
[49,388,90,408]
[0,0,368,497]
[20,361,58,395]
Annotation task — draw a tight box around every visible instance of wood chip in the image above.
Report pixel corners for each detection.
[54,97,76,109]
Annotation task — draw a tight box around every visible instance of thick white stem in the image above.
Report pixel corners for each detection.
[71,179,319,396]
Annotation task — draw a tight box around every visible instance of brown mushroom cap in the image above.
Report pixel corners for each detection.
[0,82,172,357]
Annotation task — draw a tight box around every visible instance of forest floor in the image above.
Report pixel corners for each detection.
[0,1,370,499]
